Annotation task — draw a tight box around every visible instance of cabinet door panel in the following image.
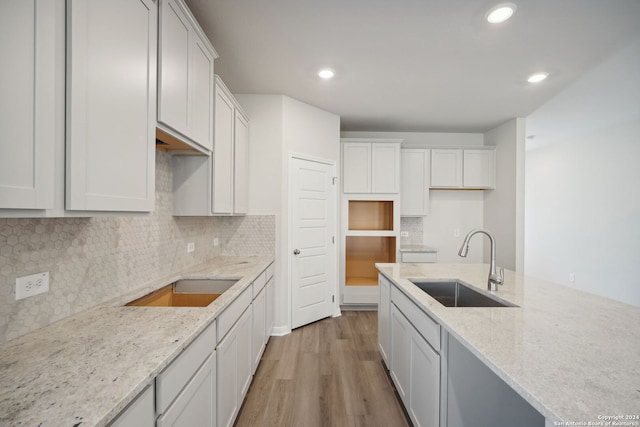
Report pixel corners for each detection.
[110,385,155,427]
[431,149,462,188]
[213,86,235,214]
[237,307,253,399]
[378,274,391,368]
[463,149,495,189]
[343,143,371,193]
[66,0,156,211]
[401,149,430,216]
[0,0,57,209]
[189,36,214,151]
[390,304,411,406]
[234,110,249,214]
[157,352,216,427]
[217,323,239,427]
[409,332,440,427]
[252,286,267,373]
[371,143,400,193]
[158,0,189,136]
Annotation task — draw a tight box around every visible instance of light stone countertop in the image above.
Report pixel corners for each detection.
[399,244,438,253]
[0,256,273,427]
[376,262,640,424]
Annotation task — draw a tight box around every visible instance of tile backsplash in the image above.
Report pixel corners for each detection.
[400,217,424,245]
[0,151,274,343]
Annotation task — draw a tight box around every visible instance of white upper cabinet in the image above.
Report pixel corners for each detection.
[157,0,217,153]
[430,149,463,188]
[233,110,249,214]
[213,80,235,214]
[342,139,401,194]
[66,0,157,212]
[172,76,249,216]
[342,142,371,193]
[430,148,495,190]
[0,0,59,210]
[401,149,430,216]
[463,149,496,189]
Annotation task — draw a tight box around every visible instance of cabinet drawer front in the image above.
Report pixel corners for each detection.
[156,320,217,414]
[217,286,252,343]
[252,271,267,298]
[391,286,440,352]
[157,352,216,427]
[400,252,437,263]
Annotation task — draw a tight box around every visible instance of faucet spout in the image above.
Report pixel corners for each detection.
[457,229,504,291]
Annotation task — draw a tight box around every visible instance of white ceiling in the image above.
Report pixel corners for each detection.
[184,0,640,133]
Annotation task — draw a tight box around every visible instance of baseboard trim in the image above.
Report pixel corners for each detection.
[340,304,377,311]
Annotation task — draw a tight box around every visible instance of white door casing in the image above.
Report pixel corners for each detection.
[290,156,336,329]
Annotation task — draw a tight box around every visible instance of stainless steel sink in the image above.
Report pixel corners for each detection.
[409,279,517,308]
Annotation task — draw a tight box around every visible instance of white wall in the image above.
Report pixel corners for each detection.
[483,118,526,271]
[525,36,640,306]
[234,94,341,332]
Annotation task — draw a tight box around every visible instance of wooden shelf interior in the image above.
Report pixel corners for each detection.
[345,236,396,286]
[348,200,394,231]
[126,284,220,307]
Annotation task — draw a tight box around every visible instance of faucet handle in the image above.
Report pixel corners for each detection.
[497,267,504,285]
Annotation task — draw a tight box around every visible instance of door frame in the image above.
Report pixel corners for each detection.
[287,152,341,330]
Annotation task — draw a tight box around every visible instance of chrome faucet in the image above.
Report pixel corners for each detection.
[458,229,504,291]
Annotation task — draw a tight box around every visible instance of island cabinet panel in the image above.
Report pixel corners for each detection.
[66,0,156,212]
[386,276,441,427]
[446,336,544,427]
[378,274,391,368]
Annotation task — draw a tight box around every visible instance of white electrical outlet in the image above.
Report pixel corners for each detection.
[16,272,50,300]
[187,242,195,253]
[454,228,460,237]
[569,273,575,283]
[400,231,409,237]
[213,237,219,247]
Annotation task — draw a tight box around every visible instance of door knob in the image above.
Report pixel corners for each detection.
[293,249,301,255]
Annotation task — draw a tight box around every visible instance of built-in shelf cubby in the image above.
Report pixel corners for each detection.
[348,200,394,230]
[345,236,396,286]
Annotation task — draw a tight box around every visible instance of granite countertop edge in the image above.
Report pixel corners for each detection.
[375,262,640,424]
[0,256,274,427]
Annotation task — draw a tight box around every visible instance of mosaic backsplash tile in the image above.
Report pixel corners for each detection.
[0,151,275,343]
[401,216,424,245]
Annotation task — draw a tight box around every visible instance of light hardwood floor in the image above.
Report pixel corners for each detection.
[235,311,410,427]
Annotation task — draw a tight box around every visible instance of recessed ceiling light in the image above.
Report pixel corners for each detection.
[527,72,549,83]
[318,69,335,79]
[486,3,517,24]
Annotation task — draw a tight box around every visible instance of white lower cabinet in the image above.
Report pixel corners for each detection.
[108,385,155,427]
[217,306,252,427]
[387,276,441,427]
[409,329,440,427]
[157,352,216,427]
[251,286,267,374]
[378,274,391,368]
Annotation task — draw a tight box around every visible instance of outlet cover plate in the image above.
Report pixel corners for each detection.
[16,272,50,300]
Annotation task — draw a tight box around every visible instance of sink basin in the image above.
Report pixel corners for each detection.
[409,279,517,308]
[126,278,239,307]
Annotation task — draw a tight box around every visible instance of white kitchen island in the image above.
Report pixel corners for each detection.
[376,262,640,427]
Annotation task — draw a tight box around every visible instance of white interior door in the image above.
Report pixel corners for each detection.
[291,157,336,329]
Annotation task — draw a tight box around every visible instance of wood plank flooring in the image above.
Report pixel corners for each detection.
[235,311,410,427]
